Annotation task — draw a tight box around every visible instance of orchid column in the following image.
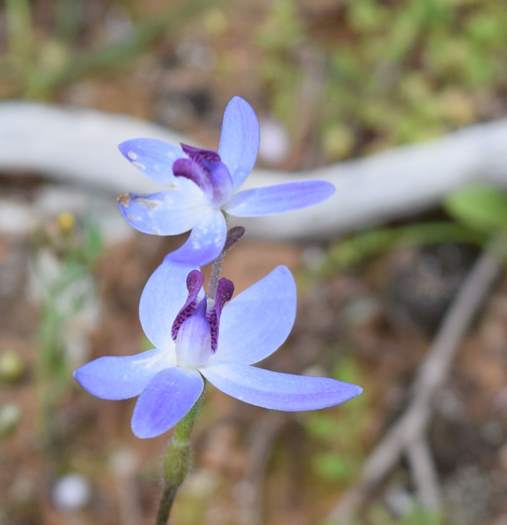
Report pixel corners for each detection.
[74,96,363,524]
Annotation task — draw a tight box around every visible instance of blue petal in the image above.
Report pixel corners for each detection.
[140,258,197,351]
[224,180,335,217]
[73,348,174,400]
[117,178,209,235]
[202,363,363,411]
[211,266,296,365]
[167,209,227,266]
[131,367,204,438]
[218,97,259,189]
[118,138,182,184]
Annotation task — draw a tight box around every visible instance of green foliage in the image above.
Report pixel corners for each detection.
[321,221,484,274]
[256,0,305,132]
[35,216,103,449]
[0,404,21,440]
[5,0,33,62]
[303,357,369,484]
[257,0,303,52]
[1,0,218,99]
[252,0,507,159]
[313,452,357,483]
[320,185,507,276]
[323,503,442,525]
[444,184,507,233]
[364,504,442,525]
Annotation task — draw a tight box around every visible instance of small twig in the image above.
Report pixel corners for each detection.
[237,413,287,525]
[407,436,441,512]
[207,221,237,301]
[326,236,504,523]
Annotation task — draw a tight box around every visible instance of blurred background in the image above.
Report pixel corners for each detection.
[1,1,507,524]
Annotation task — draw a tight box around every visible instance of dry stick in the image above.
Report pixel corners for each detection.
[407,436,441,512]
[3,104,507,240]
[327,237,504,523]
[237,413,288,525]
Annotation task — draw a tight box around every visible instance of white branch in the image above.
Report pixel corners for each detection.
[2,102,507,240]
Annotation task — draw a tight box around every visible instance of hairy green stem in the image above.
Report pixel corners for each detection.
[208,217,230,301]
[155,393,204,525]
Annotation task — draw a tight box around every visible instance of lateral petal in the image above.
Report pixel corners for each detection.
[73,348,174,400]
[131,367,204,438]
[117,178,208,235]
[224,180,335,217]
[218,97,260,188]
[211,266,296,365]
[118,138,183,184]
[202,363,362,411]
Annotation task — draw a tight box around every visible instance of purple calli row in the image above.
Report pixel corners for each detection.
[117,96,335,265]
[74,260,362,439]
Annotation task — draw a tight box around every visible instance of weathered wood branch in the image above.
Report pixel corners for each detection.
[2,102,507,241]
[326,236,503,523]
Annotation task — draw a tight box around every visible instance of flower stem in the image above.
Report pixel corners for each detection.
[155,393,204,525]
[207,252,224,301]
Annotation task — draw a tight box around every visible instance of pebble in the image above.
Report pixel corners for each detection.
[52,474,91,511]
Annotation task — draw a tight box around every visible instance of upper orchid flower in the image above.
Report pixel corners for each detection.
[74,260,362,438]
[117,96,335,265]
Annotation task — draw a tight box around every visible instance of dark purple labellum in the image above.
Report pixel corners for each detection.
[171,270,204,340]
[174,143,234,205]
[207,277,234,352]
[172,270,234,353]
[181,143,221,166]
[172,158,213,198]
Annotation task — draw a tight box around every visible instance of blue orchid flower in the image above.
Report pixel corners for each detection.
[117,97,335,265]
[74,260,362,439]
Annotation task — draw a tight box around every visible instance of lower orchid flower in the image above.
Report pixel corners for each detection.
[74,260,362,439]
[117,96,335,266]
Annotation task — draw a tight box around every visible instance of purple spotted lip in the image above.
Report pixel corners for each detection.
[117,96,335,265]
[73,260,362,439]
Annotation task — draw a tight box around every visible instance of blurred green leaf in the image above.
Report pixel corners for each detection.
[445,185,507,233]
[0,404,21,439]
[5,0,33,63]
[313,452,357,482]
[321,222,484,274]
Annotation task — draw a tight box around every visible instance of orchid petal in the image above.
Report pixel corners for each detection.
[224,180,335,217]
[218,97,259,188]
[118,138,182,184]
[131,367,203,438]
[140,258,196,351]
[117,178,209,236]
[73,348,174,400]
[202,363,362,411]
[167,209,227,266]
[211,266,296,365]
